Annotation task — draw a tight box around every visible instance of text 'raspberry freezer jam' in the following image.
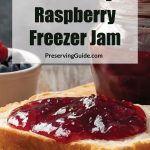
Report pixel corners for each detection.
[7,95,147,143]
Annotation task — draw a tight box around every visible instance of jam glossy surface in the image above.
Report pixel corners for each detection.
[8,95,147,143]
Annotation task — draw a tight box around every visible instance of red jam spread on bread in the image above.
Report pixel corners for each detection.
[7,95,147,143]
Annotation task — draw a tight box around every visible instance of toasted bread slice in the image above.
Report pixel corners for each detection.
[0,83,150,150]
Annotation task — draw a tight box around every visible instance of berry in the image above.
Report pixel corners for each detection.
[0,64,9,73]
[8,64,19,72]
[0,41,8,63]
[20,64,32,70]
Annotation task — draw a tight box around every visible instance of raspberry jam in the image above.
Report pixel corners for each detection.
[7,95,147,143]
[92,51,150,104]
[90,1,150,104]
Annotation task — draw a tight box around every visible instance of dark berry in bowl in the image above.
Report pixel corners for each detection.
[20,64,32,70]
[8,64,19,72]
[0,64,9,73]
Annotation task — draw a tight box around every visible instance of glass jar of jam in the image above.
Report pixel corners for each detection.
[91,1,150,104]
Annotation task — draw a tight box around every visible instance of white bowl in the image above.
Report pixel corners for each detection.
[0,48,41,106]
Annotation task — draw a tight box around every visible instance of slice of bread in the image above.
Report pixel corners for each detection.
[0,83,150,150]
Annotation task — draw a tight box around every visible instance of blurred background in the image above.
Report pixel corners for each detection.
[0,0,93,92]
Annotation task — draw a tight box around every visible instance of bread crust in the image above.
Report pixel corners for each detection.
[0,83,150,150]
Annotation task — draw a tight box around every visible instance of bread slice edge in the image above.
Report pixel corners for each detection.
[0,83,150,150]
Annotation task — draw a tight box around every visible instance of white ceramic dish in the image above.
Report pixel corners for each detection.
[0,48,41,106]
